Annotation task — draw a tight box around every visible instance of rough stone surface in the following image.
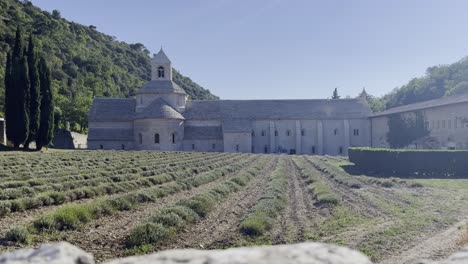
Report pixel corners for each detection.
[105,243,371,264]
[0,242,94,264]
[1,242,467,264]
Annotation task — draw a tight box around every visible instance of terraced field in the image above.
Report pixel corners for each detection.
[0,150,466,263]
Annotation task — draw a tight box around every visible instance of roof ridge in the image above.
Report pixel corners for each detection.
[188,98,361,102]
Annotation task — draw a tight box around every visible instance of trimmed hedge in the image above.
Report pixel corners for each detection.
[348,147,468,177]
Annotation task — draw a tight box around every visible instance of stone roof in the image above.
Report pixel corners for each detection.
[137,80,186,95]
[184,99,372,120]
[88,129,133,141]
[88,98,135,121]
[136,98,185,120]
[184,126,223,140]
[372,93,468,117]
[153,48,171,64]
[222,120,252,133]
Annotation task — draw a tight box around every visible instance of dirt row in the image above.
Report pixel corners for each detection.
[61,156,266,262]
[160,157,279,250]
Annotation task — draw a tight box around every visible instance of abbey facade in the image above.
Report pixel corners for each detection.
[88,49,373,155]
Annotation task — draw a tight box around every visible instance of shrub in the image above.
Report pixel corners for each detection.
[52,206,93,230]
[240,214,270,236]
[0,202,11,216]
[178,195,215,217]
[48,192,66,205]
[349,147,468,177]
[317,193,339,205]
[5,227,30,244]
[159,206,199,223]
[150,212,185,228]
[126,223,173,247]
[33,216,54,231]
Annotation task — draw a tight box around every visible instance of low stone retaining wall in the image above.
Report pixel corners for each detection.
[0,242,465,264]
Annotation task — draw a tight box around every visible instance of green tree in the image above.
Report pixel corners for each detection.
[7,27,30,148]
[332,88,340,99]
[37,57,54,150]
[24,33,40,149]
[387,112,429,148]
[4,51,11,136]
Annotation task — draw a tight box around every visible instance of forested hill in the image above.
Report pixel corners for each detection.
[0,0,218,131]
[374,56,468,112]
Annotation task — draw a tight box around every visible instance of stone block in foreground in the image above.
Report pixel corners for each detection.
[105,242,372,264]
[0,242,94,264]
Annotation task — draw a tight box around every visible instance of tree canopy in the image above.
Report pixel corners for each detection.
[0,0,218,132]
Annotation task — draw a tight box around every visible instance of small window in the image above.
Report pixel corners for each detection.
[154,133,160,144]
[158,66,165,78]
[286,130,291,136]
[455,118,458,129]
[212,143,216,150]
[192,144,195,150]
[252,146,255,153]
[448,120,452,129]
[301,129,305,136]
[432,120,435,129]
[437,120,440,129]
[251,130,255,137]
[334,129,339,135]
[139,133,143,144]
[339,146,343,154]
[100,144,103,149]
[122,144,125,150]
[172,133,176,144]
[264,145,268,153]
[442,120,446,128]
[353,129,359,136]
[261,130,266,137]
[275,130,278,136]
[236,144,240,152]
[312,146,316,154]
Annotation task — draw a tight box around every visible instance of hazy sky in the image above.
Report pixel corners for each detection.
[30,0,468,100]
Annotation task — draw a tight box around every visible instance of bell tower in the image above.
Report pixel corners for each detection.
[151,48,172,81]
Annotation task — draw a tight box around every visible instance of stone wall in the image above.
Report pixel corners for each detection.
[0,242,465,264]
[371,102,468,150]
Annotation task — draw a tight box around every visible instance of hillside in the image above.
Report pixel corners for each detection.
[0,0,218,131]
[371,56,468,112]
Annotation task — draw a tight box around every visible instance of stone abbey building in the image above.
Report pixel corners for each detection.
[88,49,372,155]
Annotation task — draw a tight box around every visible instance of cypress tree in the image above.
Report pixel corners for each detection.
[8,27,30,148]
[24,33,40,149]
[37,57,54,150]
[4,52,12,145]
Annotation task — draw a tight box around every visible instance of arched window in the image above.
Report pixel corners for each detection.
[139,133,143,144]
[154,133,160,144]
[172,133,176,144]
[158,66,165,78]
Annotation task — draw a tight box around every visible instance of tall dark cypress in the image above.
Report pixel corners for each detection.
[4,52,12,145]
[37,57,54,150]
[25,33,40,149]
[8,27,30,148]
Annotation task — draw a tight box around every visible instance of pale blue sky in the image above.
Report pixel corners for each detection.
[31,0,468,100]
